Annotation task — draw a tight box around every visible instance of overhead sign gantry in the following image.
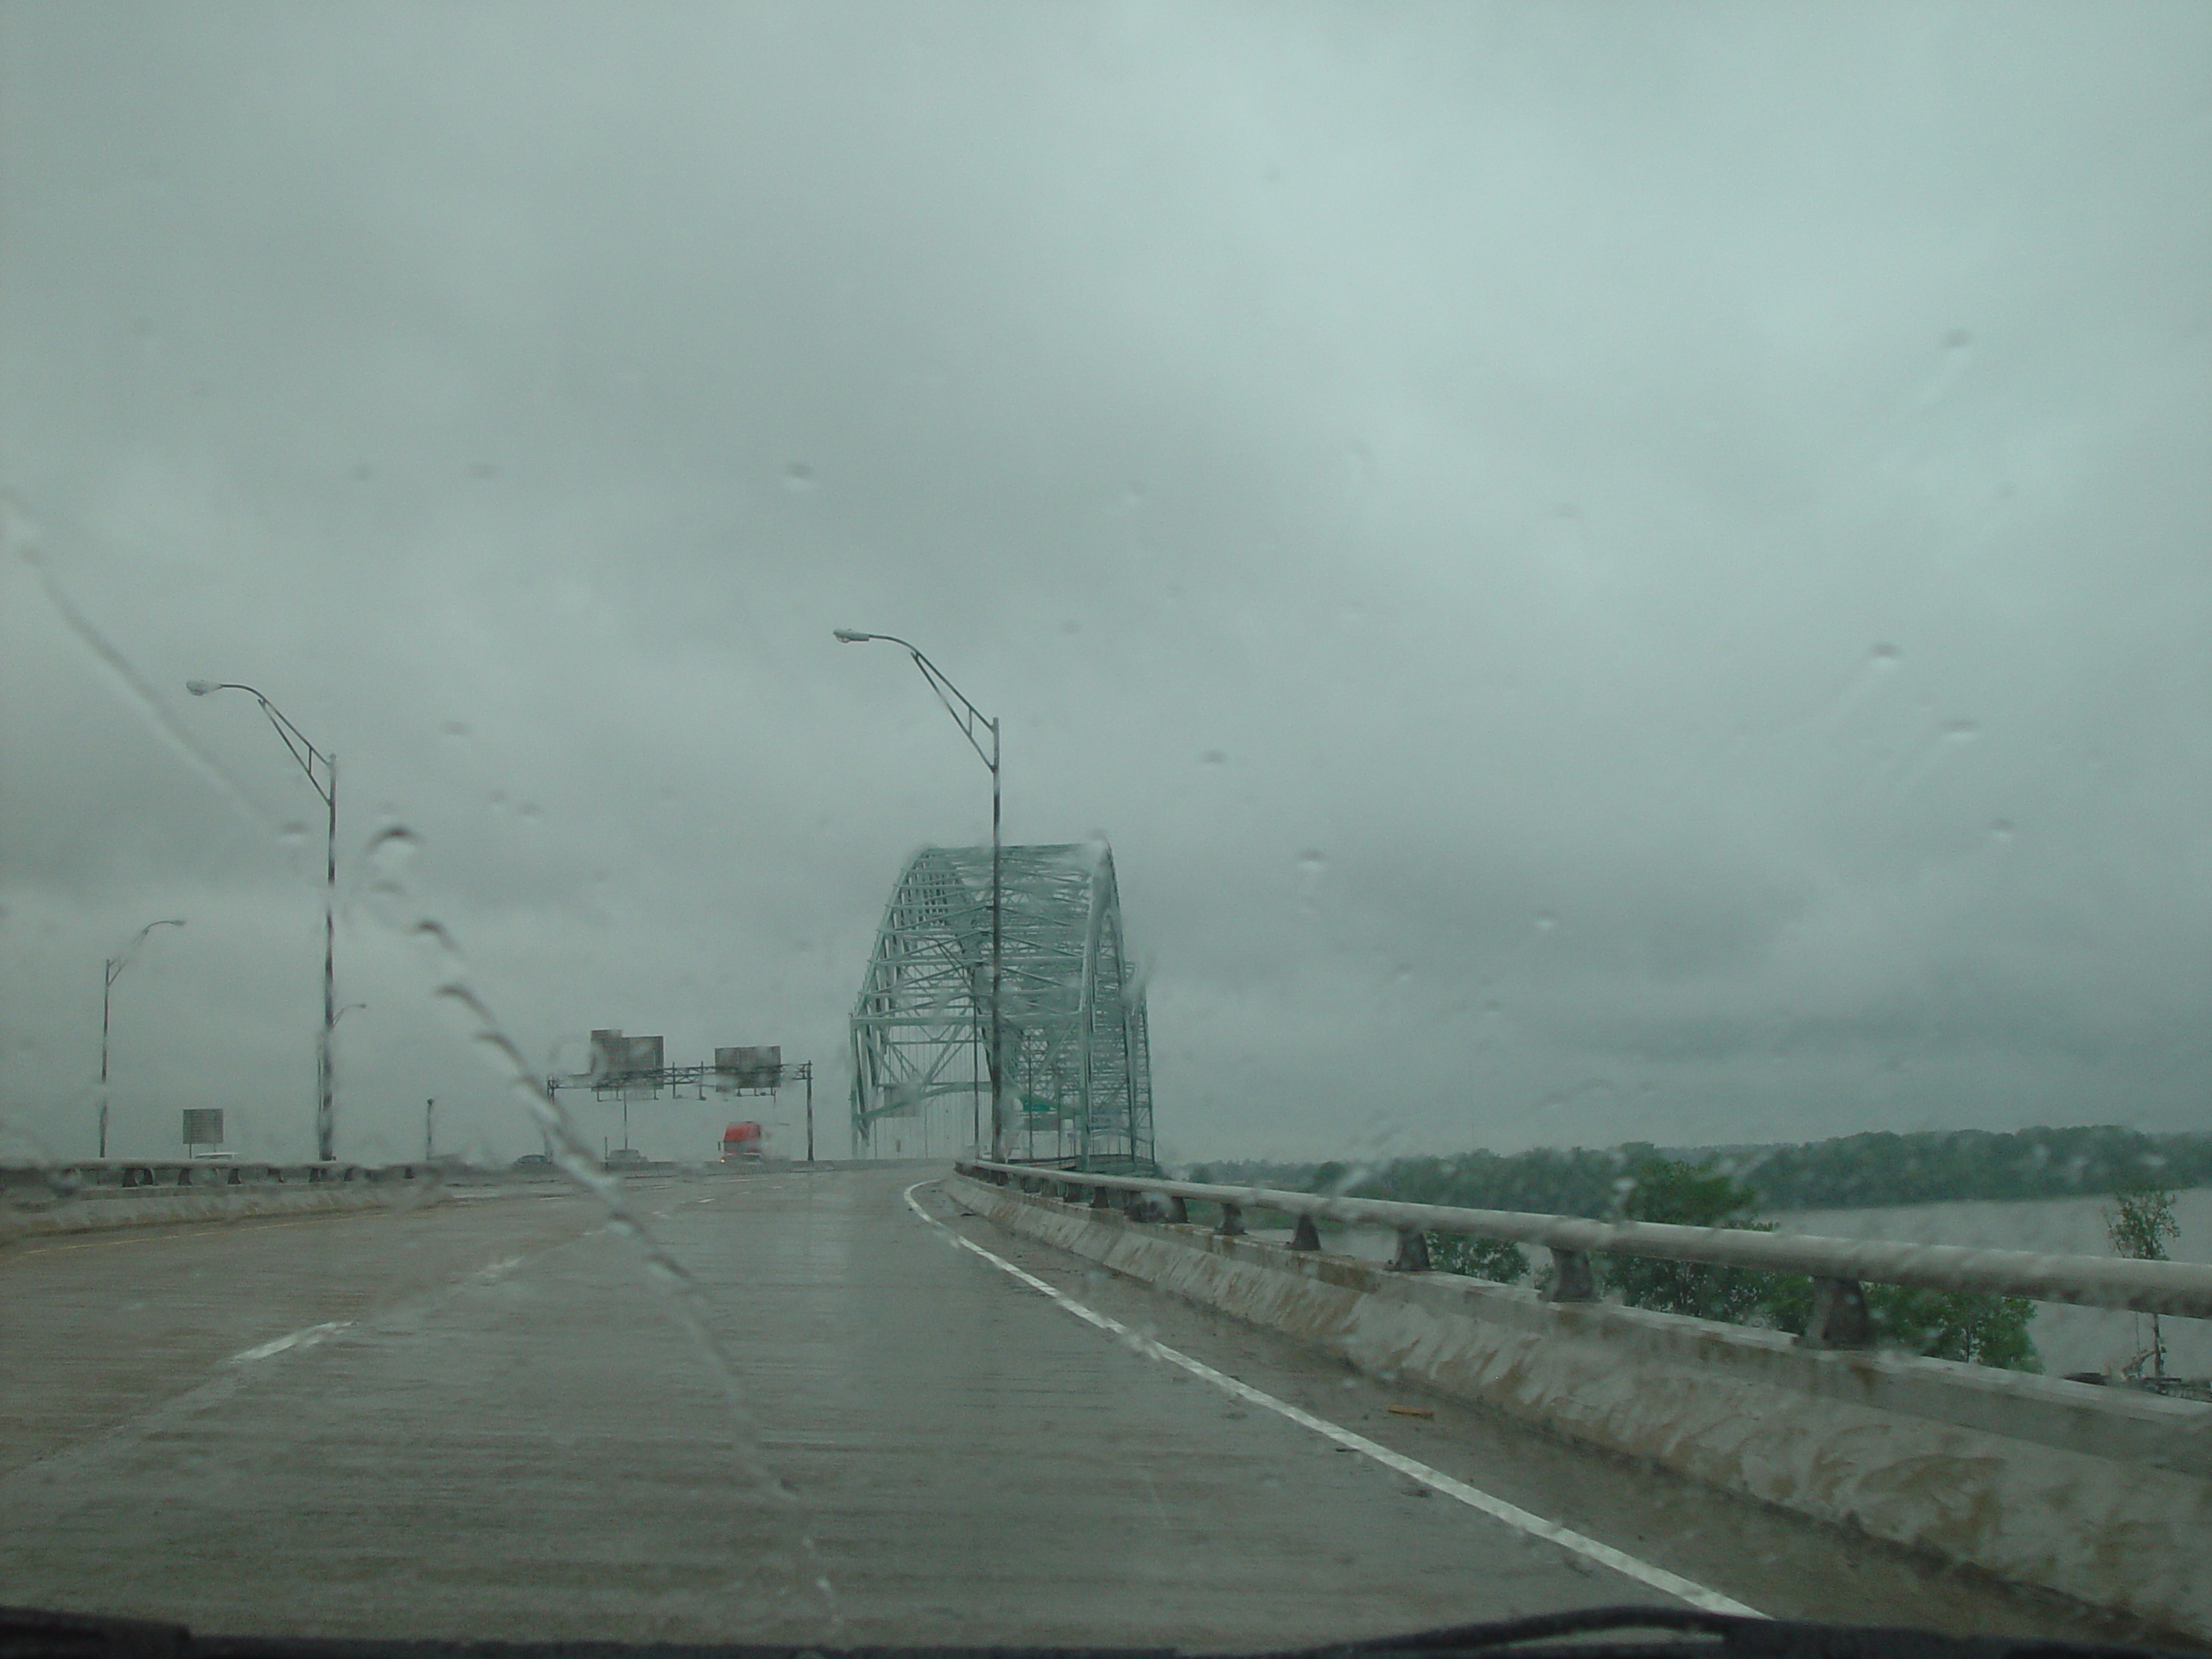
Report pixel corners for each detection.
[544,1034,820,1160]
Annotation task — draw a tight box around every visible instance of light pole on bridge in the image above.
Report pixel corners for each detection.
[99,918,186,1158]
[834,629,1007,1161]
[187,680,341,1161]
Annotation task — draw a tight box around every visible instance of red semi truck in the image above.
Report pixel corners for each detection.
[720,1122,765,1163]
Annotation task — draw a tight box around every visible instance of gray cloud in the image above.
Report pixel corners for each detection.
[3,3,2207,1166]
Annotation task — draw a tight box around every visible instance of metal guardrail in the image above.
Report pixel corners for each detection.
[959,1160,2212,1347]
[0,1160,443,1193]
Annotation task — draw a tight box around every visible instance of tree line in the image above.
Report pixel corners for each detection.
[1189,1123,2212,1220]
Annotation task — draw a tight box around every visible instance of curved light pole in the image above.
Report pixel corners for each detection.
[187,680,340,1161]
[834,630,1007,1160]
[99,918,186,1158]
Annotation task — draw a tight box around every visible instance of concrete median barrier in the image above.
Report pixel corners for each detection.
[1,1173,450,1243]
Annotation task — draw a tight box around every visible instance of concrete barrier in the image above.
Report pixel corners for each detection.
[946,1172,2212,1642]
[0,1157,929,1242]
[1,1179,449,1243]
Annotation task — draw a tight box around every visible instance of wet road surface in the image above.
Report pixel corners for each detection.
[0,1166,2138,1648]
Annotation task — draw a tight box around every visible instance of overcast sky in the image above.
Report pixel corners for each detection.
[3,3,2207,1169]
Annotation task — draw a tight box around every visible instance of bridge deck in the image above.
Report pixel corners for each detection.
[0,1167,2126,1648]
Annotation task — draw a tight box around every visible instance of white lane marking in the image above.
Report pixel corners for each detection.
[221,1252,520,1370]
[226,1320,353,1364]
[904,1182,1763,1619]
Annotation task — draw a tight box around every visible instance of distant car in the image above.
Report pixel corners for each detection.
[603,1148,650,1170]
[510,1153,554,1170]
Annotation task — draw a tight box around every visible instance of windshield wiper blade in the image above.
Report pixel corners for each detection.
[1303,1605,1749,1653]
[1266,1606,2189,1659]
[0,1605,2193,1659]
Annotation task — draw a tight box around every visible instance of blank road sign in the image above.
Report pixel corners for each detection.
[181,1109,224,1147]
[715,1046,783,1090]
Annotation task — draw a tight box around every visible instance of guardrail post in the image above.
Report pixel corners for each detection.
[1164,1195,1189,1224]
[1545,1248,1596,1302]
[1290,1214,1321,1252]
[1217,1202,1245,1236]
[1391,1227,1430,1272]
[1090,1185,1114,1211]
[1799,1276,1875,1350]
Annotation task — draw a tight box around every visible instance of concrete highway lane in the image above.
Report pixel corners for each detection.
[0,1167,2128,1649]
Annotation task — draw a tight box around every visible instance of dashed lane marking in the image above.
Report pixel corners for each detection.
[226,1321,353,1364]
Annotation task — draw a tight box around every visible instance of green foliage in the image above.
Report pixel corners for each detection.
[1616,1158,1762,1227]
[1872,1287,2040,1370]
[1427,1233,1529,1284]
[1211,1124,2212,1218]
[1311,1144,1650,1218]
[2103,1185,2178,1379]
[1605,1158,1775,1322]
[1601,1159,2041,1370]
[1758,1276,2037,1368]
[2107,1185,2178,1262]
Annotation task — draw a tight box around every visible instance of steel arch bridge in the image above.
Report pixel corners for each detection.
[849,841,1155,1172]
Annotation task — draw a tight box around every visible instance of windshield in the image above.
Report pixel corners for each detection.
[3,4,2208,1652]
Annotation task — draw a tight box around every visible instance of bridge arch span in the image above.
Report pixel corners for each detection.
[849,841,1154,1171]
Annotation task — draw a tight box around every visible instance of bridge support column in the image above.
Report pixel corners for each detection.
[1799,1276,1874,1349]
[1390,1227,1430,1272]
[1290,1214,1321,1252]
[1545,1248,1596,1301]
[1217,1202,1245,1236]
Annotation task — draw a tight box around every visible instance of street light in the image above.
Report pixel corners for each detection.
[187,680,340,1161]
[834,630,1007,1160]
[99,918,185,1158]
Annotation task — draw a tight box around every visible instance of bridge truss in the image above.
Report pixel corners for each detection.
[849,841,1154,1173]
